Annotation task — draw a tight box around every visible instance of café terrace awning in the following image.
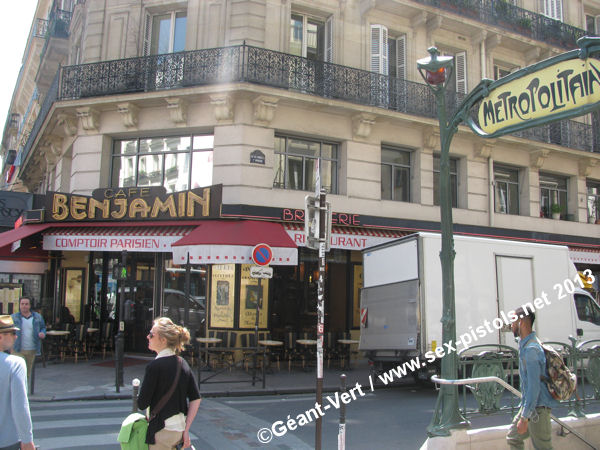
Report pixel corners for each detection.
[42,222,197,252]
[171,220,297,265]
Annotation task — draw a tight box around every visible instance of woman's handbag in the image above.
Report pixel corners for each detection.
[118,413,149,450]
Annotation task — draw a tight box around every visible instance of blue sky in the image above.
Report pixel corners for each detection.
[0,0,38,130]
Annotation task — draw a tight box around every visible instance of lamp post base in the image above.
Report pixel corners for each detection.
[426,385,469,437]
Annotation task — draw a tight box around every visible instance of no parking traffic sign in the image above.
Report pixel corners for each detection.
[251,243,273,266]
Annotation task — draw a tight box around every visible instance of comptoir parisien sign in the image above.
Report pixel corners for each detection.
[477,57,600,134]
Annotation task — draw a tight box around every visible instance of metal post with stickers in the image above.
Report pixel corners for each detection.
[305,159,332,450]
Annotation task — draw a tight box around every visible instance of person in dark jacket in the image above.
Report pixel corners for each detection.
[137,317,201,449]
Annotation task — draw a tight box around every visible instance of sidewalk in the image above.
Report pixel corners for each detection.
[29,353,376,402]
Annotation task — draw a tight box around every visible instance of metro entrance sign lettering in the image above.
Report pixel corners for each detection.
[478,57,600,134]
[462,37,600,140]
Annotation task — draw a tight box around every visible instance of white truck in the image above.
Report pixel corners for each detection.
[359,232,600,378]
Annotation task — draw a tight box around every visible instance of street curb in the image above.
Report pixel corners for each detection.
[29,383,398,402]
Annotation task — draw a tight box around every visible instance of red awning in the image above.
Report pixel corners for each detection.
[0,223,54,251]
[283,223,406,250]
[43,224,196,253]
[171,220,297,265]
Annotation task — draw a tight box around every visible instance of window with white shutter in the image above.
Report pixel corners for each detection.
[370,24,388,75]
[455,51,467,94]
[143,13,152,56]
[325,16,333,63]
[389,34,406,80]
[542,0,563,21]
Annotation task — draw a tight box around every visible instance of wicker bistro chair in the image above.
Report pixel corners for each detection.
[69,324,88,363]
[101,322,114,360]
[210,331,237,370]
[283,332,302,372]
[240,333,263,371]
[339,331,359,369]
[324,331,341,368]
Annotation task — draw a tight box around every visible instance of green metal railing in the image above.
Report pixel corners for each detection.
[456,339,600,420]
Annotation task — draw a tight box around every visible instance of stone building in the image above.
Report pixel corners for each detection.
[0,0,598,352]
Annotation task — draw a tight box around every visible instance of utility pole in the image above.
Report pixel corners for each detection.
[305,160,331,450]
[115,250,127,392]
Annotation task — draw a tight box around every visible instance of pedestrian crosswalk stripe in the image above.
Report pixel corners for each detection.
[30,400,198,449]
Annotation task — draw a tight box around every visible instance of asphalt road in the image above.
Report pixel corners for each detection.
[29,385,600,449]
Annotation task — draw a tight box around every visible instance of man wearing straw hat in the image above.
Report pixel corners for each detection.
[0,315,36,450]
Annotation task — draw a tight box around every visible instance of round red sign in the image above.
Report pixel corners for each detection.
[251,243,273,266]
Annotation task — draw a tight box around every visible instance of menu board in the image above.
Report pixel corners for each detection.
[210,264,235,328]
[239,265,269,329]
[0,283,22,315]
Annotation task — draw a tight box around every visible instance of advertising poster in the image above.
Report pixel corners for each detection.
[210,264,235,328]
[239,265,269,329]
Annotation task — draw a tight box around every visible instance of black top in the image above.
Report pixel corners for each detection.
[137,355,201,444]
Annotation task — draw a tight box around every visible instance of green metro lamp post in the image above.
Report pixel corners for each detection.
[417,47,468,436]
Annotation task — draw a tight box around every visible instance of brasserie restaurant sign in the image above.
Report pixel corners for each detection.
[478,57,600,134]
[45,185,222,222]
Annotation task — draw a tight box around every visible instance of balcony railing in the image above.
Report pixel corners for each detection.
[20,44,599,169]
[413,0,591,50]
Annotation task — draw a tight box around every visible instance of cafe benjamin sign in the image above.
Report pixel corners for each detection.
[478,57,600,134]
[45,185,222,222]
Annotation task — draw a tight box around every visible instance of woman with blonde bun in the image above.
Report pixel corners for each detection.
[138,317,201,449]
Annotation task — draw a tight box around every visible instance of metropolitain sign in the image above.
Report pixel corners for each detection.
[477,57,600,135]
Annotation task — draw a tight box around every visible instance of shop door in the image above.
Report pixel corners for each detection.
[125,253,156,353]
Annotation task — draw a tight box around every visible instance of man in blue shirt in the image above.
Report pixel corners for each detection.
[506,307,556,449]
[0,315,35,450]
[11,297,46,389]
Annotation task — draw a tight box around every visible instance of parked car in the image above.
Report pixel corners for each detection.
[162,288,206,331]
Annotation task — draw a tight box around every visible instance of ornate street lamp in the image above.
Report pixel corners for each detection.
[417,47,468,436]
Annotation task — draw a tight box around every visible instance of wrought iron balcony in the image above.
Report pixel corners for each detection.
[21,45,600,167]
[412,0,591,49]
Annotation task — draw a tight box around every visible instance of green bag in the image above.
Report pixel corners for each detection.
[118,412,149,450]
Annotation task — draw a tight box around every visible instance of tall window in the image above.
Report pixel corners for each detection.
[542,0,563,21]
[273,136,338,193]
[587,179,600,222]
[539,172,568,219]
[433,154,458,207]
[381,146,411,202]
[370,25,406,79]
[494,164,520,214]
[290,14,333,62]
[144,11,187,55]
[111,135,213,192]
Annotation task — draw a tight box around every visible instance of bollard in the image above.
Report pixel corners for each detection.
[338,374,346,450]
[132,378,140,412]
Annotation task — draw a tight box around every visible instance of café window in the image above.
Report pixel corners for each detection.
[539,172,568,219]
[588,179,600,223]
[381,146,411,202]
[273,135,338,194]
[494,164,520,215]
[111,135,213,192]
[433,154,458,207]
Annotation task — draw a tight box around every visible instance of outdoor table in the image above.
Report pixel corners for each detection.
[196,337,222,368]
[47,330,70,336]
[338,339,360,369]
[296,339,317,345]
[87,328,99,333]
[258,340,283,371]
[46,330,70,361]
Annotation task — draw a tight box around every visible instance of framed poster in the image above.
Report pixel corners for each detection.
[210,264,235,328]
[0,283,22,315]
[239,264,269,329]
[63,268,85,322]
[352,264,363,328]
